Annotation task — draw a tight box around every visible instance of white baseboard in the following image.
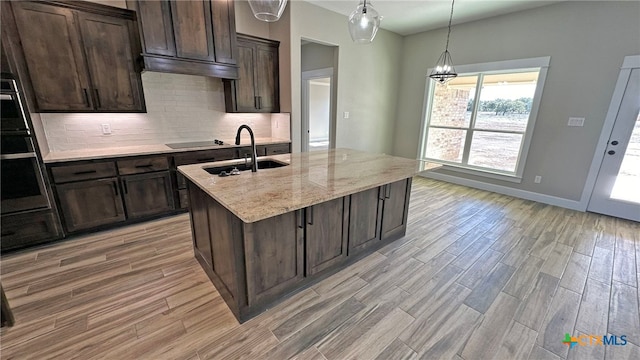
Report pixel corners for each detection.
[421,172,585,212]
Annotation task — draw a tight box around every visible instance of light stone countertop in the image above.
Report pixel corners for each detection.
[178,148,441,223]
[42,138,291,163]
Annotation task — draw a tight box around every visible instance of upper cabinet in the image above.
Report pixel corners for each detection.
[223,34,280,113]
[127,0,238,79]
[1,1,146,113]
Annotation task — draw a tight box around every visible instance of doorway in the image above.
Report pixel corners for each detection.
[587,58,640,222]
[302,69,333,151]
[300,40,338,152]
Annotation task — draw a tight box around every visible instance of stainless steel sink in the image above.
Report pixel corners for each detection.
[204,160,288,175]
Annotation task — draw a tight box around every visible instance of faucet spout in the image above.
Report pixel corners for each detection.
[235,124,257,172]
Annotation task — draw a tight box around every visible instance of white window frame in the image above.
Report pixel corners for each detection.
[418,56,550,183]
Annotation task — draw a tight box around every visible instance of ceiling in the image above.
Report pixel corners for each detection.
[304,0,563,36]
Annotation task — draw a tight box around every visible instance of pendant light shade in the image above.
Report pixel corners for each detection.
[429,0,457,84]
[248,0,288,22]
[348,0,381,44]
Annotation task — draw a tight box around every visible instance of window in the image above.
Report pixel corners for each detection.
[419,57,550,181]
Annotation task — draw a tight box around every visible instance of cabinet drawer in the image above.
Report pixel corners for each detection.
[51,161,117,183]
[265,143,290,155]
[117,156,169,175]
[173,148,236,166]
[1,210,61,252]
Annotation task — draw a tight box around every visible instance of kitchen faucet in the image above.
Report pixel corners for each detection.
[235,124,257,172]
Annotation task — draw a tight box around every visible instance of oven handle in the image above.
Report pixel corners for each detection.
[0,152,37,160]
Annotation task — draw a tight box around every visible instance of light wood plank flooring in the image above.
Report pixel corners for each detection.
[1,177,639,359]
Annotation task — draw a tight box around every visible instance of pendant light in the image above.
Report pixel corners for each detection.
[248,0,288,22]
[429,0,457,84]
[348,0,381,44]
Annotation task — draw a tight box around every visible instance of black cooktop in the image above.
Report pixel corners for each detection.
[165,140,225,149]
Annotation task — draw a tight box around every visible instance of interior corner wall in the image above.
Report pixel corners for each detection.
[288,1,403,154]
[393,0,640,201]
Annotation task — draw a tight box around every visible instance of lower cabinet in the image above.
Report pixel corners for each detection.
[0,209,61,252]
[348,187,383,254]
[56,177,125,232]
[381,179,412,241]
[187,176,413,322]
[121,171,174,219]
[306,197,348,275]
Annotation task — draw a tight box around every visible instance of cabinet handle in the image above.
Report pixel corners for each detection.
[73,170,97,175]
[112,182,119,196]
[135,164,154,168]
[94,89,101,108]
[297,210,304,229]
[254,96,259,109]
[258,96,262,109]
[307,206,314,225]
[1,231,16,236]
[83,88,90,106]
[385,184,391,199]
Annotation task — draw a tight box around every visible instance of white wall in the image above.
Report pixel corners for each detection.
[235,0,270,38]
[394,1,640,201]
[288,1,403,154]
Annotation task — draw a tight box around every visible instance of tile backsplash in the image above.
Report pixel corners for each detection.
[39,72,290,152]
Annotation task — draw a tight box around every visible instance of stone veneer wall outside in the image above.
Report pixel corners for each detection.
[39,72,289,152]
[427,87,470,162]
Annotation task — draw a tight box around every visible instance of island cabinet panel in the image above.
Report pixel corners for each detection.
[381,178,412,241]
[348,187,384,254]
[188,183,212,269]
[207,197,243,302]
[244,210,304,305]
[305,197,349,275]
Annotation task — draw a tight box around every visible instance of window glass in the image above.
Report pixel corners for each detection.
[429,75,477,128]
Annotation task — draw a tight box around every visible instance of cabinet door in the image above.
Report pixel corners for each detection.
[121,171,174,219]
[231,42,258,112]
[56,178,125,232]
[255,44,279,112]
[10,2,93,111]
[306,197,348,275]
[210,0,236,65]
[78,12,144,112]
[170,0,215,61]
[129,0,175,56]
[349,187,383,254]
[381,178,412,241]
[244,210,304,305]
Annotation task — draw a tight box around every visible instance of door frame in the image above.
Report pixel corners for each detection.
[579,54,640,211]
[301,67,335,152]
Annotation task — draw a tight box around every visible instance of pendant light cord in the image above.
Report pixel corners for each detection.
[363,0,367,14]
[445,0,455,51]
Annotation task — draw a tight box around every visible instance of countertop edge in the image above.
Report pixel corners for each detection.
[42,138,292,164]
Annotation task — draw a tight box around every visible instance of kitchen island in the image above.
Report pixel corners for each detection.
[178,148,438,322]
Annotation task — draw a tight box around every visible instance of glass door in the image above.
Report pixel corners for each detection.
[588,68,640,221]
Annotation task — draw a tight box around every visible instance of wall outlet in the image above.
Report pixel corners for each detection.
[568,117,585,127]
[534,175,542,184]
[343,111,350,119]
[101,123,112,135]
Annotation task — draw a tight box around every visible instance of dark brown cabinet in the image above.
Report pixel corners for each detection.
[224,34,279,113]
[127,0,238,79]
[121,171,174,219]
[305,198,348,275]
[1,210,61,252]
[381,179,412,241]
[4,1,145,112]
[56,178,126,232]
[348,187,383,254]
